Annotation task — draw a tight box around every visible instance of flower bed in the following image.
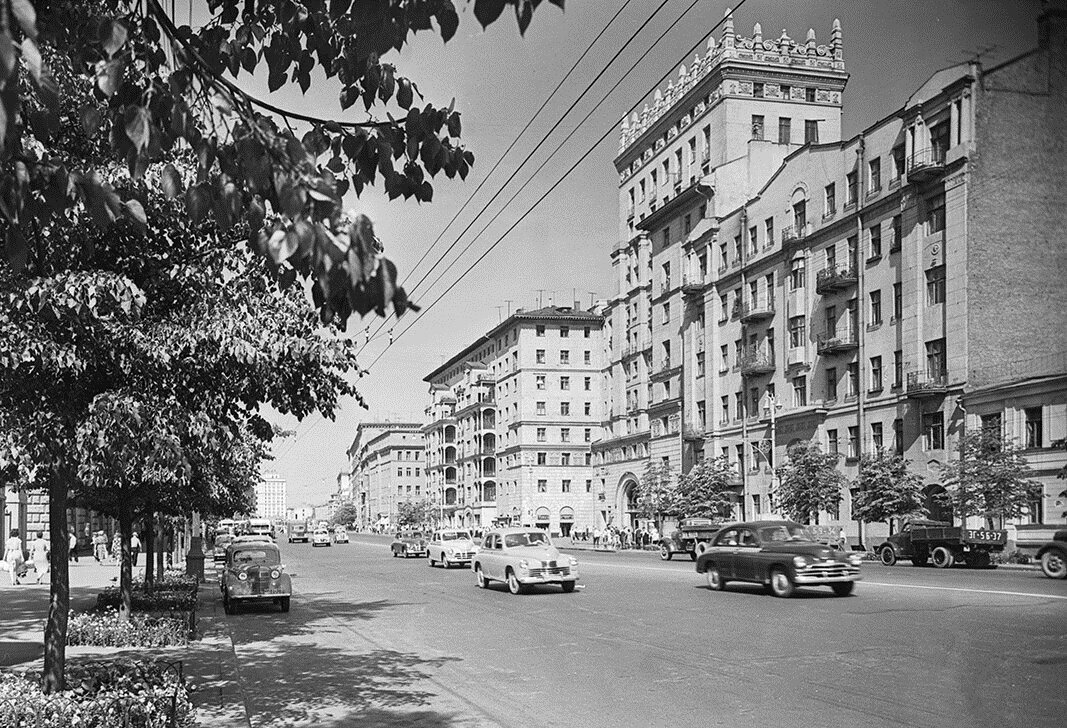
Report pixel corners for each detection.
[0,657,195,727]
[67,608,190,648]
[96,578,199,614]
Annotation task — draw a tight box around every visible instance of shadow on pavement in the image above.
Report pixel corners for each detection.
[0,585,102,669]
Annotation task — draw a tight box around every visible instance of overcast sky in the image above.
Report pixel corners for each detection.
[248,0,1041,505]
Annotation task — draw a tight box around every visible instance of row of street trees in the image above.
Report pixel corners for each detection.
[0,0,561,694]
[635,432,1042,535]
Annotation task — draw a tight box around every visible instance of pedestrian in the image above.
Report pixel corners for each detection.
[4,529,26,585]
[69,529,79,563]
[29,531,49,584]
[110,532,121,563]
[593,528,601,548]
[93,531,107,562]
[130,531,141,566]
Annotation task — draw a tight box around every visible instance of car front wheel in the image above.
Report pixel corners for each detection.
[427,554,435,567]
[705,565,726,591]
[475,565,488,589]
[769,568,795,598]
[879,546,897,566]
[831,582,855,597]
[1041,549,1067,579]
[506,569,526,595]
[659,544,672,561]
[278,597,291,612]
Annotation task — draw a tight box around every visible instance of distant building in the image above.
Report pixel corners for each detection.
[599,4,1067,542]
[254,472,287,521]
[347,422,426,530]
[424,304,606,535]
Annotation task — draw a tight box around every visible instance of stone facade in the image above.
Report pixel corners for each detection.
[347,422,426,530]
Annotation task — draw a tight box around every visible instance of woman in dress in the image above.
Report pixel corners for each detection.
[28,531,49,584]
[4,529,25,586]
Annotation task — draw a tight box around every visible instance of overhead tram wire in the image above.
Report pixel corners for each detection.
[355,0,675,356]
[363,0,750,373]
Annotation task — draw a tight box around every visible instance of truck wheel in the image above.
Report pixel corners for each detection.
[931,546,955,569]
[879,546,897,566]
[1041,550,1067,580]
[659,544,672,561]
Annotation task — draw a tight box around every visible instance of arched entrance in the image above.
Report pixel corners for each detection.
[534,506,551,531]
[559,507,575,537]
[612,473,640,529]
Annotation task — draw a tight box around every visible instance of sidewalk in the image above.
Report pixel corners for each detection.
[0,558,250,727]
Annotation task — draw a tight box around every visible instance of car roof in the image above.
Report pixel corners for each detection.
[230,541,280,552]
[486,528,548,536]
[719,520,804,530]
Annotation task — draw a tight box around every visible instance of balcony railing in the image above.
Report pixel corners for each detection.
[739,348,776,376]
[815,266,859,294]
[816,331,859,354]
[781,224,809,245]
[681,275,704,297]
[683,423,705,441]
[907,147,945,181]
[905,371,949,398]
[739,298,775,323]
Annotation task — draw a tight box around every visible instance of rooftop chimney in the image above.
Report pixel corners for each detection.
[573,300,582,311]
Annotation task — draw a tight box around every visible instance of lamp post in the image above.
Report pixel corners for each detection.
[765,392,783,516]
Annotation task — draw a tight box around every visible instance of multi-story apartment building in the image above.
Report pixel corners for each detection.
[598,6,1067,542]
[424,305,605,535]
[347,421,426,530]
[253,472,288,521]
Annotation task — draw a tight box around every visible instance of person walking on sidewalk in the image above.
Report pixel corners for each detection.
[93,531,107,563]
[4,529,25,586]
[69,529,79,563]
[29,531,49,584]
[110,532,121,563]
[130,532,141,566]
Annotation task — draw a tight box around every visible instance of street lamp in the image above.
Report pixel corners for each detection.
[763,392,783,517]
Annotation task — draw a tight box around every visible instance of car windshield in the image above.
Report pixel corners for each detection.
[232,549,280,565]
[441,532,471,541]
[758,524,814,543]
[504,532,549,548]
[214,535,234,547]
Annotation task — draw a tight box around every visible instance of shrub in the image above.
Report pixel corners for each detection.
[67,609,189,648]
[0,657,194,727]
[96,584,198,613]
[992,549,1032,565]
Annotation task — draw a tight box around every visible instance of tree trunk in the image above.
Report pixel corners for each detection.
[118,506,133,622]
[156,520,165,576]
[42,479,70,694]
[143,509,155,594]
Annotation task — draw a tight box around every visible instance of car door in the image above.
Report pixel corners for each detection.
[733,528,761,582]
[480,533,499,579]
[709,528,739,578]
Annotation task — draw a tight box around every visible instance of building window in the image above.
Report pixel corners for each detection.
[981,413,1003,440]
[789,373,802,407]
[586,479,592,493]
[397,468,403,477]
[827,429,839,454]
[1025,407,1043,448]
[696,351,705,377]
[765,217,775,245]
[719,344,729,372]
[793,199,807,230]
[869,290,882,325]
[735,392,743,420]
[584,402,591,416]
[536,427,546,442]
[751,114,765,140]
[560,350,570,364]
[870,356,883,391]
[804,119,819,144]
[926,193,946,233]
[536,349,546,364]
[788,315,806,348]
[926,338,946,377]
[561,428,570,442]
[561,452,571,466]
[845,171,857,206]
[869,224,882,258]
[778,117,791,144]
[894,418,904,455]
[536,452,547,465]
[535,374,545,390]
[789,258,805,290]
[893,282,902,320]
[749,226,758,254]
[891,145,905,180]
[538,479,547,493]
[847,426,859,459]
[922,412,944,450]
[891,215,902,252]
[562,479,571,493]
[824,183,836,217]
[868,157,881,192]
[584,326,591,338]
[826,367,838,401]
[536,401,546,416]
[926,266,946,305]
[847,362,859,397]
[536,325,545,337]
[780,84,791,98]
[871,422,884,451]
[720,395,729,423]
[560,376,570,391]
[805,87,816,102]
[662,302,670,324]
[560,326,569,338]
[584,428,592,443]
[560,402,570,416]
[753,82,764,98]
[893,350,903,388]
[584,376,591,391]
[585,452,592,465]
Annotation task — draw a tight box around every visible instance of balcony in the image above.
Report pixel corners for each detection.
[907,147,945,182]
[815,266,858,294]
[816,331,859,355]
[683,423,705,441]
[739,298,775,323]
[739,348,776,376]
[681,275,704,298]
[781,224,808,245]
[905,371,949,398]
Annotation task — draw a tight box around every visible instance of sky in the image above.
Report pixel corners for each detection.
[239,0,1042,505]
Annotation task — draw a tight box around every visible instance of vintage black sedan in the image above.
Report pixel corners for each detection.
[695,520,863,598]
[390,531,429,558]
[221,541,292,613]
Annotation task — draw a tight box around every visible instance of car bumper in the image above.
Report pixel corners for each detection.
[793,568,861,585]
[517,569,579,584]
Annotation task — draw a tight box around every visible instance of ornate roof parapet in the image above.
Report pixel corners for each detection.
[617,10,846,155]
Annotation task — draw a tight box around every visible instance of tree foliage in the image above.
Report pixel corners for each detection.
[396,499,432,529]
[635,460,676,529]
[852,450,926,533]
[939,430,1042,528]
[1,0,563,325]
[773,442,847,525]
[331,501,359,527]
[672,456,737,520]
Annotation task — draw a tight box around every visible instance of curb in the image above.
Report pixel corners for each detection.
[190,577,252,728]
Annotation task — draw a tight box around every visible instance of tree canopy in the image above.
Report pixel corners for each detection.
[939,430,1041,528]
[396,498,432,529]
[331,501,359,527]
[773,442,847,525]
[672,456,737,520]
[635,460,676,529]
[852,450,926,533]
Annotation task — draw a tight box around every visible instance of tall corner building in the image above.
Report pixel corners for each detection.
[254,472,288,522]
[424,305,605,535]
[596,6,1067,542]
[347,421,426,530]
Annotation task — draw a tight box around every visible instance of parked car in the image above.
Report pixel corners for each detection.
[221,541,291,613]
[660,517,725,560]
[695,520,863,598]
[427,529,478,568]
[1037,530,1067,579]
[212,533,235,563]
[333,527,349,544]
[391,532,428,558]
[472,528,579,594]
[231,534,273,545]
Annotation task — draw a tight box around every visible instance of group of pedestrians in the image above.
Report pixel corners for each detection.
[3,528,50,585]
[571,525,660,550]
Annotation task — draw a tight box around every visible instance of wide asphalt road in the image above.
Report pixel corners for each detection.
[217,535,1066,728]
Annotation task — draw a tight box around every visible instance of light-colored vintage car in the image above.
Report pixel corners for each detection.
[427,529,478,568]
[333,526,349,544]
[311,528,331,547]
[221,541,291,613]
[472,528,579,594]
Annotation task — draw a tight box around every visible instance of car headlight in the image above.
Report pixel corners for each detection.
[445,548,454,556]
[238,572,248,581]
[270,570,281,579]
[518,559,529,570]
[792,555,809,568]
[568,557,578,567]
[848,553,863,566]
